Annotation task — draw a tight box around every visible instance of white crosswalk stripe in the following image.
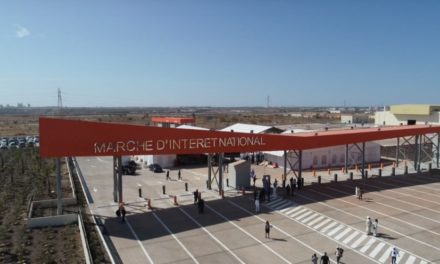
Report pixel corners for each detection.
[284,207,301,215]
[301,213,319,224]
[405,256,416,264]
[296,211,314,221]
[327,224,344,236]
[369,242,385,258]
[273,201,292,210]
[351,234,368,249]
[289,208,308,218]
[266,198,425,264]
[334,227,352,240]
[360,238,376,253]
[396,252,405,264]
[307,215,324,226]
[343,230,360,245]
[320,221,338,233]
[313,218,332,230]
[379,246,393,263]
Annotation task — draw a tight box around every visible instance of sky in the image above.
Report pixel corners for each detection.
[1,1,440,107]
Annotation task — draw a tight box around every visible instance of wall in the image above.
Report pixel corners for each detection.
[264,142,381,170]
[375,111,440,125]
[227,160,251,189]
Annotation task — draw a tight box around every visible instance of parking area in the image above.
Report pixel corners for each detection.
[0,135,39,150]
[77,157,440,264]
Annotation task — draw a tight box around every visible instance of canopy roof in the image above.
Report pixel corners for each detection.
[39,118,440,157]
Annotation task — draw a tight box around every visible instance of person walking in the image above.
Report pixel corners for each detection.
[166,170,170,181]
[311,253,318,264]
[320,252,329,264]
[390,247,399,264]
[193,189,199,205]
[265,220,272,239]
[366,216,372,235]
[178,169,181,180]
[285,184,291,198]
[373,219,379,237]
[118,203,126,223]
[255,198,260,213]
[335,246,344,264]
[273,179,278,198]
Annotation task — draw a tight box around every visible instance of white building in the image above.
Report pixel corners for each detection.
[220,123,283,134]
[375,104,440,126]
[264,130,381,169]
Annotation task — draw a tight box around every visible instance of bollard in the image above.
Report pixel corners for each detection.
[404,166,408,175]
[391,167,395,176]
[318,176,321,185]
[185,182,188,192]
[349,172,353,181]
[334,173,338,183]
[221,189,225,199]
[166,170,170,180]
[365,170,368,179]
[138,188,142,197]
[178,170,181,180]
[173,195,178,206]
[206,180,209,189]
[429,163,432,172]
[379,169,382,177]
[162,185,166,195]
[226,178,229,187]
[368,164,371,170]
[147,199,152,210]
[313,170,316,177]
[242,187,245,195]
[417,164,421,172]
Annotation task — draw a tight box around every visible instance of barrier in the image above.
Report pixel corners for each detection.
[318,176,321,184]
[334,174,338,183]
[349,172,353,181]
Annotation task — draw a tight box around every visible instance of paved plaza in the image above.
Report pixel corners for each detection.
[76,157,440,264]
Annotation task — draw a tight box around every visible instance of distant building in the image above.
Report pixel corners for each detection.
[151,116,196,128]
[220,123,284,134]
[341,113,371,124]
[375,104,440,126]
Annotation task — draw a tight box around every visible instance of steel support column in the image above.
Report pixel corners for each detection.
[117,156,123,203]
[218,153,223,192]
[113,156,118,202]
[298,150,303,182]
[208,154,212,189]
[396,137,400,166]
[417,135,422,171]
[361,142,366,178]
[56,158,63,215]
[283,150,287,187]
[414,135,419,170]
[437,133,440,168]
[344,144,348,173]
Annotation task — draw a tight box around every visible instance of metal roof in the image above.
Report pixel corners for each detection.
[220,123,279,134]
[177,125,209,131]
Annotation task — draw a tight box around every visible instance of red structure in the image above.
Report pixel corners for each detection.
[39,117,440,203]
[151,117,195,127]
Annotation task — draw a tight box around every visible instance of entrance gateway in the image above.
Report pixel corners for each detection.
[39,117,440,211]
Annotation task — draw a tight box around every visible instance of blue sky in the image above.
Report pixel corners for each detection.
[1,1,440,107]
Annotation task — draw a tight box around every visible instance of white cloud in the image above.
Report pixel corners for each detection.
[16,25,30,38]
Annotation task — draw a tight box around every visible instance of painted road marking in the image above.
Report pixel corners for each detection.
[295,211,314,221]
[126,218,154,264]
[369,242,385,258]
[396,252,405,264]
[301,213,319,224]
[360,238,376,253]
[343,231,360,245]
[405,255,416,264]
[289,208,308,218]
[228,200,338,264]
[327,224,344,236]
[273,201,292,210]
[206,204,292,264]
[178,207,245,264]
[284,207,302,215]
[379,246,392,263]
[334,227,352,240]
[152,213,199,264]
[307,216,324,226]
[351,234,367,249]
[313,218,331,230]
[319,221,338,233]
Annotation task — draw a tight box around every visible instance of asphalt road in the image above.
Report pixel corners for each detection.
[76,157,440,264]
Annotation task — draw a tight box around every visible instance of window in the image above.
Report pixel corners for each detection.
[332,154,337,164]
[321,155,327,165]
